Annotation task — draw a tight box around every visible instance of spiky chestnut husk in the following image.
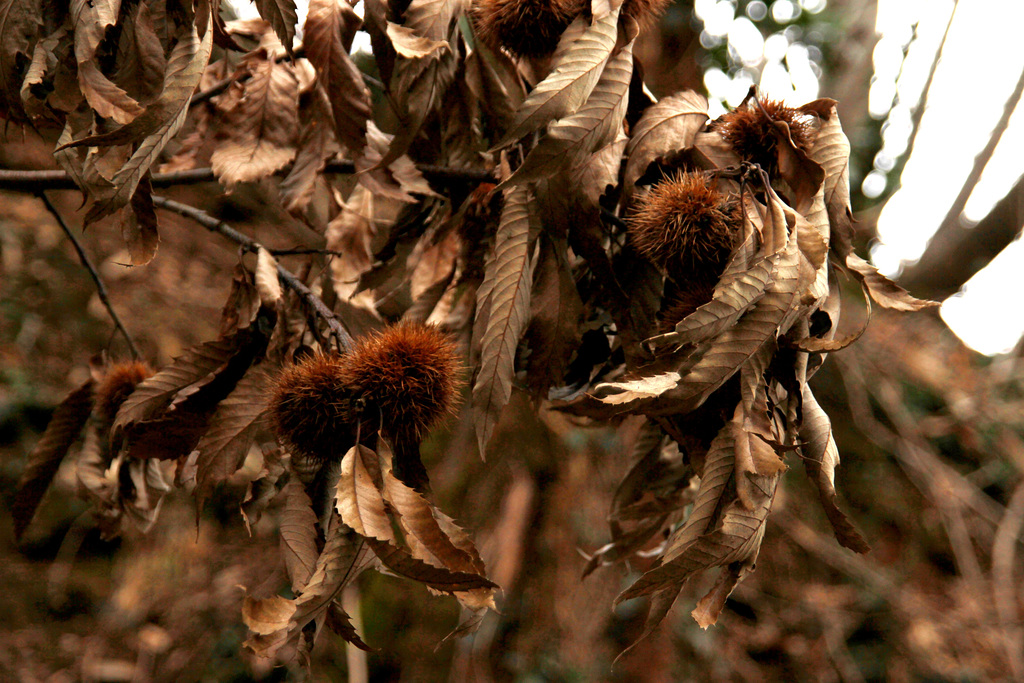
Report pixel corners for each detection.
[713,98,814,174]
[622,0,672,28]
[94,361,153,426]
[657,282,716,334]
[627,171,740,278]
[337,322,460,442]
[473,0,586,58]
[268,353,358,466]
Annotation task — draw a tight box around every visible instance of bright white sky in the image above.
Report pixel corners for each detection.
[226,0,1024,354]
[869,0,1024,356]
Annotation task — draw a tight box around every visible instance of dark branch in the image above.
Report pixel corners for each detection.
[151,196,355,352]
[899,66,1024,299]
[900,0,960,174]
[270,248,348,257]
[38,192,141,359]
[0,161,496,192]
[899,173,1024,300]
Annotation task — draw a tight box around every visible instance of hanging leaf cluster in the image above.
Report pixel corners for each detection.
[4,0,936,667]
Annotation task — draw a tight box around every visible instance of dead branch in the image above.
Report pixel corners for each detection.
[900,66,1024,298]
[151,195,355,352]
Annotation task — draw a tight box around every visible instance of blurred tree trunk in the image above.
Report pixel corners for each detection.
[822,0,877,150]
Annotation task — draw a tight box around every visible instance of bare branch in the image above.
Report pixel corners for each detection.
[900,0,960,175]
[899,173,1024,299]
[0,161,496,192]
[900,66,1024,298]
[150,195,355,352]
[37,192,141,360]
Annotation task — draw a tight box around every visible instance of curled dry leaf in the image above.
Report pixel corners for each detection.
[471,183,536,455]
[280,478,320,592]
[255,0,298,54]
[845,253,939,312]
[211,51,300,189]
[336,445,393,542]
[11,380,95,540]
[82,10,214,226]
[502,15,635,188]
[255,248,282,306]
[193,369,271,506]
[303,0,370,154]
[491,11,618,150]
[622,90,709,202]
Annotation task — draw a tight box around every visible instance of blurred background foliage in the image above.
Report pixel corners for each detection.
[3,0,1024,681]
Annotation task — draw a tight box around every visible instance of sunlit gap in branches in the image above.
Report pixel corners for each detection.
[869,0,1024,355]
[225,0,374,53]
[696,0,826,118]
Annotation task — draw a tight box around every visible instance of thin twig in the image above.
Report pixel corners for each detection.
[151,195,355,352]
[269,248,347,257]
[992,481,1024,679]
[900,0,960,175]
[38,192,141,359]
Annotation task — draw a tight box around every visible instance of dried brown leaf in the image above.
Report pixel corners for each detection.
[290,515,373,637]
[800,99,854,255]
[112,2,167,107]
[525,236,583,396]
[377,25,457,169]
[402,0,466,41]
[112,338,240,438]
[364,536,497,592]
[690,562,751,629]
[503,17,635,187]
[572,131,627,208]
[82,12,214,225]
[616,469,778,602]
[382,468,477,571]
[622,91,709,201]
[845,253,938,311]
[117,175,160,266]
[240,445,286,531]
[464,38,524,133]
[492,11,618,150]
[303,0,370,153]
[114,323,271,461]
[799,384,870,553]
[0,0,40,121]
[243,595,296,636]
[280,478,320,592]
[336,445,393,542]
[280,81,337,214]
[254,0,298,53]
[12,380,95,540]
[211,53,300,188]
[120,458,171,532]
[70,0,144,125]
[193,369,271,504]
[325,601,373,651]
[471,183,536,455]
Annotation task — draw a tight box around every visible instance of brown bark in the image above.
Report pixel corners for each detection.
[899,173,1024,300]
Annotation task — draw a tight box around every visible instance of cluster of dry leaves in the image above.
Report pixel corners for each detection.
[4,0,937,668]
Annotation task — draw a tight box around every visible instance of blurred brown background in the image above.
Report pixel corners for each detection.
[3,0,1024,681]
